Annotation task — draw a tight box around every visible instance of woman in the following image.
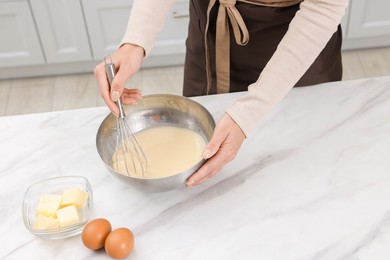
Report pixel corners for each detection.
[94,0,349,187]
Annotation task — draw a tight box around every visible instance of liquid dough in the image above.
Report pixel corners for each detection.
[112,126,206,179]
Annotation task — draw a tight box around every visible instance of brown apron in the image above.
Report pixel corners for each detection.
[183,0,343,97]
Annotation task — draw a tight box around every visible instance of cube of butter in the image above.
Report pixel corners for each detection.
[36,194,62,217]
[61,188,88,209]
[33,214,60,230]
[56,205,80,227]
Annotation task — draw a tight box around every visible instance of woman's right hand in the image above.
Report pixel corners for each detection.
[94,43,145,116]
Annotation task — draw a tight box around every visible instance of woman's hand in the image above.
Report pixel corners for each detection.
[186,113,246,187]
[94,43,144,116]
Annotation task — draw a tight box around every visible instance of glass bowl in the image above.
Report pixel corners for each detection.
[23,176,93,239]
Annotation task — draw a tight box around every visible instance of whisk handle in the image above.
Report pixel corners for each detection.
[104,58,126,119]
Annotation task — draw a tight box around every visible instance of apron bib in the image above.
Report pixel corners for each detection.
[183,0,343,96]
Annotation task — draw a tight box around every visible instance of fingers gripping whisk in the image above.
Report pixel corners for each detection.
[104,56,148,177]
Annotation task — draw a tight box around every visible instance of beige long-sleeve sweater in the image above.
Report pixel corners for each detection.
[121,0,349,137]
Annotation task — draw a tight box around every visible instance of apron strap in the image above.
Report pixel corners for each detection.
[204,0,302,94]
[205,0,249,94]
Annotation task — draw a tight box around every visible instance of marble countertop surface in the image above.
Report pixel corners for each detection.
[1,76,390,260]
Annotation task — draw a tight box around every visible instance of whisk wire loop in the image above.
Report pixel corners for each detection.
[104,55,148,177]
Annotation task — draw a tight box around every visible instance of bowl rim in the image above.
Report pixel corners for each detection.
[22,175,93,239]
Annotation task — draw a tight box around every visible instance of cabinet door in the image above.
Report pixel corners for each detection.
[82,0,133,60]
[151,0,189,57]
[30,0,92,63]
[0,2,45,67]
[82,0,189,61]
[340,4,350,37]
[347,0,390,38]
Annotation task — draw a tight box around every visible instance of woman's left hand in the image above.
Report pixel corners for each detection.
[186,113,246,187]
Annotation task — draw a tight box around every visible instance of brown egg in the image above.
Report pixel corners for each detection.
[105,228,134,259]
[82,218,112,250]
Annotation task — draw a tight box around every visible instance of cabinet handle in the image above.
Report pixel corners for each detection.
[172,11,189,19]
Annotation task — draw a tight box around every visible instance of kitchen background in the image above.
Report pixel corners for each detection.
[0,0,389,117]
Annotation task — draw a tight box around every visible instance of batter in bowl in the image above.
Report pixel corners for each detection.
[112,126,206,179]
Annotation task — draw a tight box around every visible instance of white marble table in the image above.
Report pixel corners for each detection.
[1,76,390,260]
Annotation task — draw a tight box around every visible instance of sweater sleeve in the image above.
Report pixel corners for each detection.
[225,0,349,137]
[120,0,176,58]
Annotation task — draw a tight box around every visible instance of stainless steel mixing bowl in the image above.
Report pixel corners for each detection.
[96,94,215,192]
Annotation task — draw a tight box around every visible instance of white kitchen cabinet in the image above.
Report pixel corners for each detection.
[0,1,45,68]
[143,0,190,67]
[81,0,189,65]
[151,0,189,57]
[340,4,349,38]
[347,0,390,38]
[81,0,132,60]
[1,0,389,79]
[29,0,92,63]
[343,0,390,49]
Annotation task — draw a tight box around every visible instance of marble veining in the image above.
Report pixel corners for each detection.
[1,76,390,259]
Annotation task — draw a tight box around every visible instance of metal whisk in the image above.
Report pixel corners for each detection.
[104,56,147,177]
